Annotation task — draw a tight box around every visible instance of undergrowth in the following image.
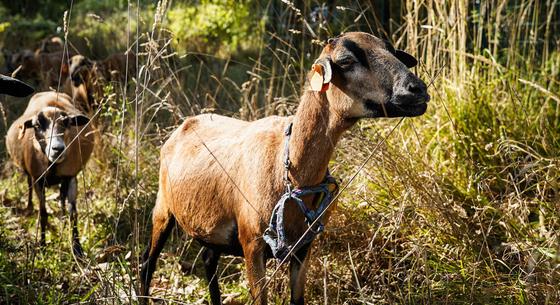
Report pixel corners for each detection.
[0,0,559,304]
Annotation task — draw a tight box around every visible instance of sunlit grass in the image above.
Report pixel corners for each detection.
[0,0,558,304]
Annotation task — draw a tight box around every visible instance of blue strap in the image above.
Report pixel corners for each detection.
[263,173,338,261]
[263,121,339,261]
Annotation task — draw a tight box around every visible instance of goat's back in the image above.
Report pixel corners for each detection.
[158,113,288,245]
[98,52,136,82]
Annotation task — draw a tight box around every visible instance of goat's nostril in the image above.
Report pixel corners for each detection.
[51,145,65,153]
[407,82,426,94]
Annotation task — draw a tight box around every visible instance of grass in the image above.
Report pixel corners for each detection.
[0,0,559,304]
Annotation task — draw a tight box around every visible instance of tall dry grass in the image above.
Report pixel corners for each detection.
[0,0,558,304]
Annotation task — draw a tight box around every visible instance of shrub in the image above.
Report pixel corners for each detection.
[167,0,261,56]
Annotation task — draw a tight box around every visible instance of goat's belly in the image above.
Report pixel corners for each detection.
[195,221,244,256]
[175,209,237,246]
[174,207,245,256]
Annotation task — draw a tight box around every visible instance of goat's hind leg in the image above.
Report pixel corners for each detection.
[202,247,222,305]
[140,201,175,304]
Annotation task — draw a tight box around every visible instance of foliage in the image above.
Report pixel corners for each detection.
[167,0,261,56]
[0,0,559,304]
[0,14,58,50]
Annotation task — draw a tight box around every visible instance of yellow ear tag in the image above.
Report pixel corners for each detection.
[310,64,328,92]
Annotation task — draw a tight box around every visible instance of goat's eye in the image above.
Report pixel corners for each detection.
[336,57,355,68]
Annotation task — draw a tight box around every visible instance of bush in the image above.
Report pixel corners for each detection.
[167,0,261,56]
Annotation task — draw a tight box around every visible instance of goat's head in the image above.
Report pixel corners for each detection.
[310,32,430,118]
[69,55,94,87]
[5,49,36,78]
[67,55,97,113]
[38,36,63,54]
[19,107,90,163]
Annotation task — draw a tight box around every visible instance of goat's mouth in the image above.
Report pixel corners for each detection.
[391,91,430,105]
[47,152,65,163]
[364,96,429,118]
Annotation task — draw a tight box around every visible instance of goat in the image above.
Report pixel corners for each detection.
[96,51,136,84]
[0,74,34,97]
[5,91,94,256]
[63,55,97,114]
[7,49,75,90]
[36,36,64,55]
[5,49,36,78]
[140,32,430,305]
[61,52,135,114]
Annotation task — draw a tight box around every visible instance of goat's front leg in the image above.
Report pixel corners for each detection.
[289,244,312,305]
[241,236,267,305]
[59,178,69,216]
[23,174,34,215]
[66,177,83,257]
[33,180,47,247]
[202,247,222,305]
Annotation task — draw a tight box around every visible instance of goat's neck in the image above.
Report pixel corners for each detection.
[288,90,354,187]
[72,82,93,113]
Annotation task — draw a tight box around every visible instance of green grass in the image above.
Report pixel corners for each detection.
[0,0,559,304]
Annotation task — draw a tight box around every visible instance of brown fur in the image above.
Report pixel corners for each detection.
[141,32,430,305]
[96,51,136,83]
[10,50,75,89]
[36,36,64,55]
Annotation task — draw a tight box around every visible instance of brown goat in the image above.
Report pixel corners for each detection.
[63,55,97,114]
[61,52,136,114]
[6,91,94,255]
[96,51,136,84]
[36,36,64,55]
[140,32,430,305]
[7,49,75,90]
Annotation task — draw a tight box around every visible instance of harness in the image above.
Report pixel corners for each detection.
[263,122,339,261]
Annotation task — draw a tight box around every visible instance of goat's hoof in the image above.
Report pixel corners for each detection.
[72,241,84,258]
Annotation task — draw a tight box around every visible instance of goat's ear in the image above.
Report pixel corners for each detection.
[310,58,332,92]
[62,114,89,127]
[18,118,34,139]
[0,74,34,97]
[395,50,418,68]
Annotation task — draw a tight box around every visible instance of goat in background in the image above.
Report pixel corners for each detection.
[5,58,95,256]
